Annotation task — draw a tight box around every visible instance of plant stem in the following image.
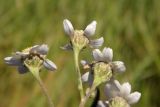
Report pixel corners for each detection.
[79,85,96,107]
[31,68,54,107]
[73,48,84,101]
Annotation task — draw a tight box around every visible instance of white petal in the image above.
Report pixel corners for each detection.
[105,84,119,100]
[60,43,72,50]
[97,100,106,107]
[92,49,103,61]
[30,44,49,55]
[126,92,141,104]
[105,80,120,100]
[43,59,57,71]
[82,72,89,82]
[32,45,39,47]
[4,57,13,62]
[63,19,74,36]
[102,47,113,62]
[80,60,88,66]
[89,37,104,48]
[37,44,49,55]
[111,61,126,73]
[114,80,122,90]
[18,65,28,74]
[15,52,29,58]
[84,21,97,37]
[120,82,131,98]
[82,71,94,86]
[4,57,21,66]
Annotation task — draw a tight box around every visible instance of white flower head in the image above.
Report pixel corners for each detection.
[92,47,126,73]
[62,19,104,50]
[4,44,57,74]
[105,80,141,105]
[81,47,126,87]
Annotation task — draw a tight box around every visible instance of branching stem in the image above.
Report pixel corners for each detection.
[79,85,96,107]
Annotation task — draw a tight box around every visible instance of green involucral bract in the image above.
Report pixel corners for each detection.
[24,56,43,71]
[109,97,130,107]
[93,62,112,87]
[72,30,89,51]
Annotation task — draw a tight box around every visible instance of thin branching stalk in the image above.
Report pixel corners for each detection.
[79,85,96,107]
[31,68,54,107]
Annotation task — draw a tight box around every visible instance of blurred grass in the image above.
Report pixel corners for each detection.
[0,0,160,107]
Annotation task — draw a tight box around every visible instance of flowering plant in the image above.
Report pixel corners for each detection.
[4,19,141,107]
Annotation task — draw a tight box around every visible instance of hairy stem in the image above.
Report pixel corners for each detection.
[31,68,54,107]
[74,48,84,101]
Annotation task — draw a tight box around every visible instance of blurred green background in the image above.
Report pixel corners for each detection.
[0,0,160,107]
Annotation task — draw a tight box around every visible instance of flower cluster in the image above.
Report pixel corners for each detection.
[81,47,126,86]
[80,47,141,107]
[61,19,141,107]
[62,19,141,107]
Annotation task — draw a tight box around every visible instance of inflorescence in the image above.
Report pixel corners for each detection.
[4,19,141,107]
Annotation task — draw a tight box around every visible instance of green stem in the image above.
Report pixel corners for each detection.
[30,68,54,107]
[73,48,84,101]
[79,85,96,107]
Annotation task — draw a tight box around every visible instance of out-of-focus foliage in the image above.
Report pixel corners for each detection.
[0,0,160,107]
